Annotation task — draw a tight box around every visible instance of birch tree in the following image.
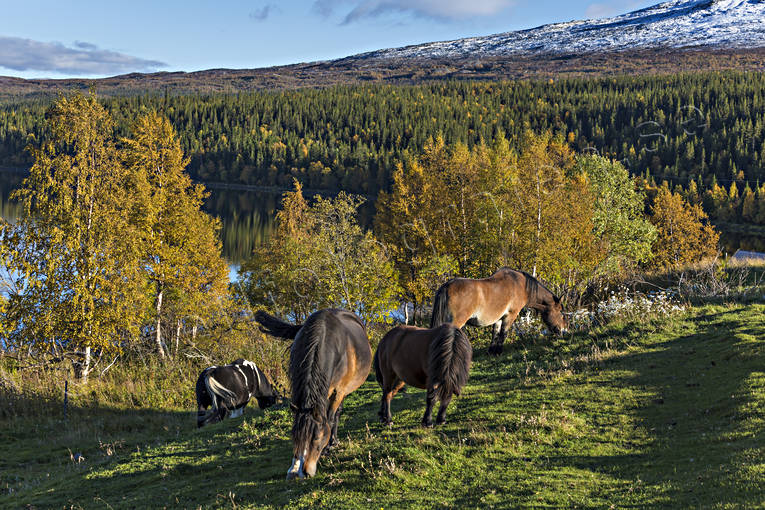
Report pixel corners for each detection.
[650,186,719,270]
[241,181,399,324]
[2,93,146,380]
[123,112,228,358]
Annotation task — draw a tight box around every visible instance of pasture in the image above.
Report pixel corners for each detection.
[2,300,764,509]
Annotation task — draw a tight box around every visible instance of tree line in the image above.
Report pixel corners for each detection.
[1,71,765,224]
[242,132,719,324]
[0,95,722,375]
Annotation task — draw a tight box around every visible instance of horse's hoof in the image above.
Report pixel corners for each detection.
[422,420,434,428]
[488,345,503,356]
[436,418,446,426]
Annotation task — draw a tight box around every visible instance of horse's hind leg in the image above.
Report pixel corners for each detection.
[206,397,228,425]
[435,394,453,426]
[379,380,404,426]
[378,392,389,424]
[422,386,437,428]
[197,405,209,428]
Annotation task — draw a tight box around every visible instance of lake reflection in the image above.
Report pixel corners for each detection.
[0,171,378,266]
[1,170,762,264]
[0,170,277,264]
[205,186,278,263]
[719,232,765,256]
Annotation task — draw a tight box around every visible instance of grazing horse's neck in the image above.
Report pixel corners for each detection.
[522,272,553,311]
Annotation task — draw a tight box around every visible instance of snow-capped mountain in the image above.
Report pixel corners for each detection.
[352,0,765,60]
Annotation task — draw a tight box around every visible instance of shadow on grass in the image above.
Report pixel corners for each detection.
[0,399,312,508]
[338,304,765,508]
[3,305,763,508]
[541,305,765,507]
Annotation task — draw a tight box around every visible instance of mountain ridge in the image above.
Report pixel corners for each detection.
[348,0,765,61]
[2,1,765,98]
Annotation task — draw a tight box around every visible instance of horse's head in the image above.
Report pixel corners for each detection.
[254,377,278,409]
[255,394,277,409]
[286,404,331,480]
[542,295,568,336]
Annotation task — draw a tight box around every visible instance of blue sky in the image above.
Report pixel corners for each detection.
[0,0,656,79]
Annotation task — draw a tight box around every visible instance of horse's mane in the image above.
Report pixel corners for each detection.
[289,315,330,448]
[496,267,555,306]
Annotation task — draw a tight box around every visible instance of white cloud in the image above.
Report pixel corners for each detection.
[313,0,515,23]
[0,36,166,76]
[585,1,647,20]
[585,3,618,18]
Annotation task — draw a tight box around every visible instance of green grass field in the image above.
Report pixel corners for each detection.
[2,301,764,509]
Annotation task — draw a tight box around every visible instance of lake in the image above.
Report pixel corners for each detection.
[0,171,381,268]
[0,170,278,266]
[0,170,762,267]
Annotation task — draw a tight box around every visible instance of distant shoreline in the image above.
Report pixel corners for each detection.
[0,166,371,199]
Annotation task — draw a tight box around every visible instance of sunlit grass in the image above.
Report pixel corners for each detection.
[1,301,764,508]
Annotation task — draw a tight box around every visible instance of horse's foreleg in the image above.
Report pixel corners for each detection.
[327,403,343,450]
[488,320,504,356]
[422,387,437,428]
[488,312,519,356]
[435,394,453,426]
[229,404,245,419]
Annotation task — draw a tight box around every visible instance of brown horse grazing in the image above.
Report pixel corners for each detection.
[374,324,472,427]
[430,268,568,356]
[255,308,371,480]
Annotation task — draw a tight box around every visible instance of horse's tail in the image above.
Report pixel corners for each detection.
[428,325,472,402]
[430,281,454,328]
[197,366,232,427]
[205,370,237,409]
[196,367,213,427]
[254,310,303,339]
[373,346,383,385]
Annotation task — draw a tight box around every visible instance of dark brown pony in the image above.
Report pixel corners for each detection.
[374,324,472,427]
[431,268,567,355]
[255,308,371,480]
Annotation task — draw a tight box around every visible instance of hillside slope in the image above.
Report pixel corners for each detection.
[2,302,763,508]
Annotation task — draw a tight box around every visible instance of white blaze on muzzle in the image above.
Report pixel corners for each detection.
[286,455,305,480]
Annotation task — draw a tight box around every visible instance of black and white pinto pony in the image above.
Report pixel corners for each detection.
[195,358,278,428]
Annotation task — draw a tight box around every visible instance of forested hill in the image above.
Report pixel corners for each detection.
[2,71,765,223]
[1,48,765,100]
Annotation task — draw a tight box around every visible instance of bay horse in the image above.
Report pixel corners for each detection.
[374,324,472,427]
[255,308,372,480]
[195,358,278,428]
[431,268,568,355]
